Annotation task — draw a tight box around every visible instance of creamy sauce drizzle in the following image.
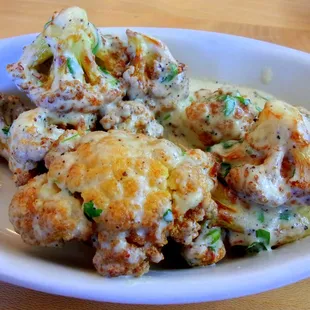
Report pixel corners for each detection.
[162,78,273,149]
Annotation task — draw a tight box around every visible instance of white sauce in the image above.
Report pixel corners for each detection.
[162,78,274,149]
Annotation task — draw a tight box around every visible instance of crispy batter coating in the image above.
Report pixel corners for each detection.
[6,7,128,113]
[212,100,310,207]
[123,30,189,113]
[0,93,29,160]
[10,130,219,276]
[9,174,93,246]
[185,89,258,146]
[100,100,164,138]
[8,108,96,186]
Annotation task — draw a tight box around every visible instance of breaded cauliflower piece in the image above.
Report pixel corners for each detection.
[7,7,128,113]
[9,174,93,246]
[100,100,164,138]
[182,220,226,266]
[185,89,259,146]
[10,130,219,276]
[123,30,189,113]
[212,182,310,249]
[0,93,29,160]
[212,100,310,207]
[8,108,96,186]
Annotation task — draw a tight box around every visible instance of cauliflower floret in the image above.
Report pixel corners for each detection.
[212,100,310,207]
[185,89,259,146]
[7,7,128,113]
[212,182,310,248]
[0,93,29,160]
[100,100,163,138]
[9,174,93,246]
[10,130,219,277]
[182,220,226,266]
[123,30,189,113]
[8,108,96,186]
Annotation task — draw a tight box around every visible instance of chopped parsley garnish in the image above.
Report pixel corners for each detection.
[83,201,103,219]
[2,126,10,136]
[235,96,251,106]
[163,209,173,222]
[256,229,270,245]
[246,242,267,254]
[44,19,52,30]
[66,58,75,75]
[219,162,231,178]
[280,210,291,221]
[189,96,194,102]
[161,63,179,83]
[182,150,186,156]
[222,141,238,149]
[91,23,100,55]
[208,246,216,252]
[257,210,265,223]
[223,96,236,116]
[99,66,119,86]
[206,146,212,152]
[205,228,221,244]
[163,114,171,121]
[61,133,80,143]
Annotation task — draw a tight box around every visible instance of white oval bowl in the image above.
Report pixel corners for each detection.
[0,28,310,304]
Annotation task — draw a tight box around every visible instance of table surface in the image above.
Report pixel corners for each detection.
[0,0,310,309]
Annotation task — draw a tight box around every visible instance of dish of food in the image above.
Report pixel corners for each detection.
[0,6,309,304]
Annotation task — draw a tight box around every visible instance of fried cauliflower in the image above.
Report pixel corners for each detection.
[212,182,310,248]
[123,30,189,113]
[100,100,163,138]
[185,89,259,146]
[9,130,219,276]
[6,7,128,113]
[211,100,310,207]
[8,108,96,186]
[0,93,29,160]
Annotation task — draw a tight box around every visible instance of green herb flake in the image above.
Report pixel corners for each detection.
[2,126,10,136]
[223,96,236,116]
[208,246,216,252]
[256,229,270,245]
[182,150,186,156]
[206,146,212,152]
[219,162,231,178]
[163,114,171,121]
[222,141,238,149]
[44,19,52,30]
[99,67,120,86]
[189,96,194,102]
[83,201,103,219]
[161,63,179,83]
[66,58,75,75]
[246,242,267,254]
[163,209,173,222]
[280,210,291,221]
[235,96,251,106]
[61,133,80,143]
[257,210,265,223]
[91,23,100,55]
[205,228,221,244]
